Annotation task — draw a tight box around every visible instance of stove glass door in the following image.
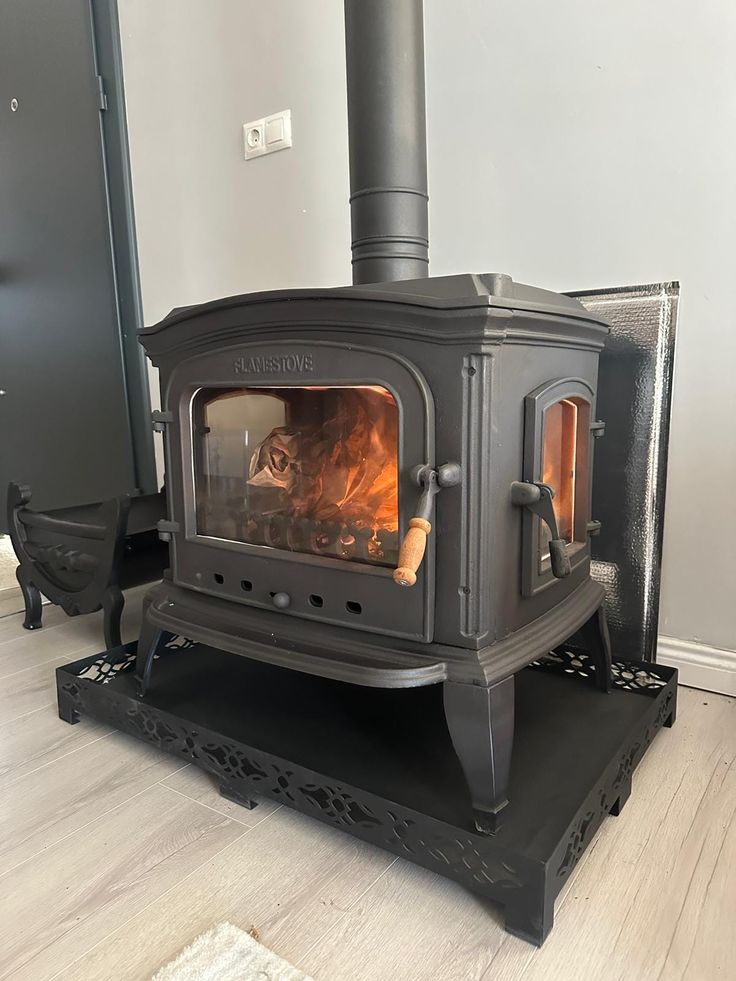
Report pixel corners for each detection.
[521,378,595,595]
[192,385,399,567]
[540,396,590,557]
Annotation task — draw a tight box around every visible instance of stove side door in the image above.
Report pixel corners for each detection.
[164,340,436,643]
[520,377,596,597]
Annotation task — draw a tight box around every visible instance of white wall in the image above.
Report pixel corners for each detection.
[119,0,350,324]
[119,0,736,657]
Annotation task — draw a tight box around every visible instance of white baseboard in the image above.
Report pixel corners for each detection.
[657,636,736,696]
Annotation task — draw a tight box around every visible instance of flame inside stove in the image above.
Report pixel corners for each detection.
[194,384,400,565]
[244,386,399,561]
[541,397,584,547]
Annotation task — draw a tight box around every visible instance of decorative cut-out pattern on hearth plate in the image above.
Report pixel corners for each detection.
[76,648,136,684]
[58,639,675,928]
[531,646,667,693]
[73,635,195,684]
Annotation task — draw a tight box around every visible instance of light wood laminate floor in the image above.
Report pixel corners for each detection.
[0,587,734,981]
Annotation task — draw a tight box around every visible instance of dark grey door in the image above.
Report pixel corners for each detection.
[0,0,139,528]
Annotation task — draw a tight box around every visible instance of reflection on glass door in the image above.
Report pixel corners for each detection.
[193,385,399,567]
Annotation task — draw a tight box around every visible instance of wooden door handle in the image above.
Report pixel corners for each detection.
[393,517,431,587]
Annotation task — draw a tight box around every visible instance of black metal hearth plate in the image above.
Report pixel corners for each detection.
[56,641,677,946]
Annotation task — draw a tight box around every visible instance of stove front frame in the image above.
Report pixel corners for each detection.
[165,338,437,643]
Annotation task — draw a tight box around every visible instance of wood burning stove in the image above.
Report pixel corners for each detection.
[136,272,611,832]
[134,0,613,833]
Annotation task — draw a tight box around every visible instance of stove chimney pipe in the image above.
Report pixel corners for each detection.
[344,0,429,285]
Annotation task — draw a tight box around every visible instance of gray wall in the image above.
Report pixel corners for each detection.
[119,0,736,655]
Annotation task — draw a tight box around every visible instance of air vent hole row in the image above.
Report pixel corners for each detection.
[212,576,361,615]
[312,594,362,615]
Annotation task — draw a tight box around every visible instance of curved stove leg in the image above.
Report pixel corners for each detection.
[17,566,43,631]
[135,620,167,697]
[443,675,515,834]
[102,585,124,650]
[577,604,612,692]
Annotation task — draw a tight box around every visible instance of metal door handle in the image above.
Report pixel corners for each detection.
[393,463,461,587]
[510,481,571,579]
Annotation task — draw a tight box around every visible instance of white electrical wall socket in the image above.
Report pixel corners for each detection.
[243,109,292,160]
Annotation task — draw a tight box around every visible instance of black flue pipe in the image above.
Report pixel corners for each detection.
[344,0,429,285]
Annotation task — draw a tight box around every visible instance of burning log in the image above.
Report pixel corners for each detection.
[246,387,399,552]
[237,510,397,564]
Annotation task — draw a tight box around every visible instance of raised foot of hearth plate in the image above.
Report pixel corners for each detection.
[504,897,555,947]
[608,776,632,816]
[54,639,678,946]
[219,782,258,810]
[57,688,81,725]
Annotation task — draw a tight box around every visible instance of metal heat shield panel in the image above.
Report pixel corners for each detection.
[568,283,679,661]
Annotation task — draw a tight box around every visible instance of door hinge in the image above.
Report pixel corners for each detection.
[96,75,108,112]
[590,420,606,438]
[152,410,173,432]
[157,519,180,542]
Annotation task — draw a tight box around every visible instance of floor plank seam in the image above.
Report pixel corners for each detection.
[2,726,115,788]
[609,872,650,965]
[0,605,24,622]
[0,701,51,727]
[295,856,400,969]
[0,612,140,659]
[0,611,103,641]
[0,773,187,882]
[33,826,250,981]
[653,837,709,981]
[0,647,97,681]
[0,619,68,649]
[656,768,690,831]
[677,753,732,854]
[0,621,67,647]
[479,942,536,981]
[677,814,734,978]
[160,781,284,829]
[0,650,90,686]
[654,790,736,981]
[2,686,82,728]
[42,827,254,981]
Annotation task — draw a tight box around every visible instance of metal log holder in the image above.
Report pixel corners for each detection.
[7,482,168,647]
[206,509,401,565]
[56,635,677,947]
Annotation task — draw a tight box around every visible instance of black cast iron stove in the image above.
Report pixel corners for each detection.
[134,0,614,833]
[137,271,611,833]
[55,2,680,945]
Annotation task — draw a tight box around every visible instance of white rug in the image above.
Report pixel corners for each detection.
[151,923,313,981]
